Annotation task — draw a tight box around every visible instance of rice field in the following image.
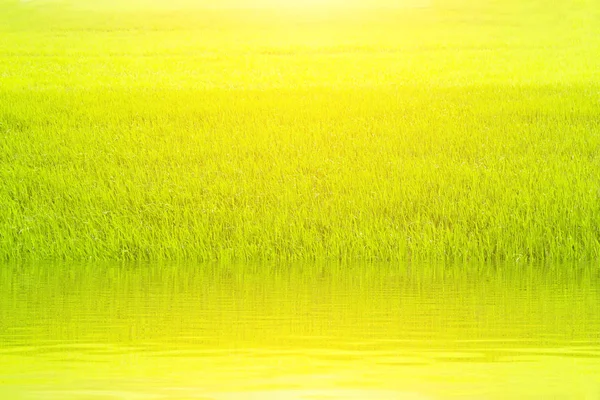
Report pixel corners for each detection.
[1,0,600,261]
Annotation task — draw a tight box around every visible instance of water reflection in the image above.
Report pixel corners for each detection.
[1,262,599,399]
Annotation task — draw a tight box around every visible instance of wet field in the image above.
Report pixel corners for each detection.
[1,263,599,399]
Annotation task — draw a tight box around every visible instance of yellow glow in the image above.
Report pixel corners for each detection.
[63,0,431,11]
[161,0,362,8]
[214,0,431,8]
[248,0,354,8]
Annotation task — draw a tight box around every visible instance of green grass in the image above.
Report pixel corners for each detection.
[1,1,600,261]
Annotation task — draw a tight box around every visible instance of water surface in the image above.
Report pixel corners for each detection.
[1,262,599,399]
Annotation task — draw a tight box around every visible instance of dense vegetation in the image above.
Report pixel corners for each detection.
[1,1,599,261]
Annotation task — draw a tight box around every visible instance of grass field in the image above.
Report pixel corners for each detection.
[1,0,599,261]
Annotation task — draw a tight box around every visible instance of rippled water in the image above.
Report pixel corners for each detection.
[1,263,599,399]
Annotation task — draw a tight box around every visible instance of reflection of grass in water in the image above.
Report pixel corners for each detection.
[1,1,600,261]
[1,262,598,348]
[0,263,599,399]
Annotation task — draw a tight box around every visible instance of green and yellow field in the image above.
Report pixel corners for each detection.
[1,0,599,261]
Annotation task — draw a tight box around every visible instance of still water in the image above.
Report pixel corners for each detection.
[1,262,599,399]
